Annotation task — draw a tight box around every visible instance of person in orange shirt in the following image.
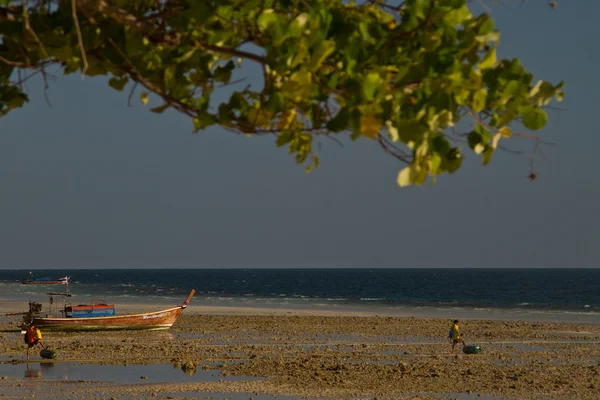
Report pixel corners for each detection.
[24,323,47,361]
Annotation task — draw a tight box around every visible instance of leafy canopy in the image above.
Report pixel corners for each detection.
[0,0,564,185]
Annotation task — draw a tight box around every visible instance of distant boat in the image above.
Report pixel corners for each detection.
[29,289,195,331]
[21,274,70,285]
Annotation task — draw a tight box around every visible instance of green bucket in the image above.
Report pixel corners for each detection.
[463,345,482,354]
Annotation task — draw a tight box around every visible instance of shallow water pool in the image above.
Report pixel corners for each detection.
[0,362,263,384]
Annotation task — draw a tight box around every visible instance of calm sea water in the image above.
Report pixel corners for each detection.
[0,269,598,323]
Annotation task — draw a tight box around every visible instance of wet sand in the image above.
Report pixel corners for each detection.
[0,305,599,399]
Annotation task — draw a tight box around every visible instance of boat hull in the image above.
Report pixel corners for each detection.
[32,306,186,331]
[21,281,68,285]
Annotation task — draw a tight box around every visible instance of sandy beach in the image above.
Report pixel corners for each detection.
[0,304,599,400]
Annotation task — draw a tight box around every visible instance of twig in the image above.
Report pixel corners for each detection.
[511,132,555,146]
[128,82,138,107]
[473,0,493,12]
[71,0,89,77]
[377,133,411,163]
[0,55,26,67]
[496,144,524,155]
[40,67,52,107]
[199,42,266,65]
[216,77,247,88]
[0,57,60,69]
[322,133,344,148]
[22,0,49,59]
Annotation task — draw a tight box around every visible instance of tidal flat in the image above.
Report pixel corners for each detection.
[0,310,599,399]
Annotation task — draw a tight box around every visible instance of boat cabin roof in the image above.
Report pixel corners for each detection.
[47,292,72,297]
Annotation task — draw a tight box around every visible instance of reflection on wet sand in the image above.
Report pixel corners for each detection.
[25,363,41,378]
[25,361,58,378]
[2,362,263,384]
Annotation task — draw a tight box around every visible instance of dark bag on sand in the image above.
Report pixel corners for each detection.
[40,349,56,359]
[463,345,482,354]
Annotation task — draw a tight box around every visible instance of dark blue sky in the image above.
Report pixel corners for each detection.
[0,2,597,269]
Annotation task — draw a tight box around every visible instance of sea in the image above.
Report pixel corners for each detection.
[1,268,598,324]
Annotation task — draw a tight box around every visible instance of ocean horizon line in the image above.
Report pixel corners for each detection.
[1,266,598,271]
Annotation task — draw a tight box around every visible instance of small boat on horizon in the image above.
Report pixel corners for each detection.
[20,273,70,285]
[24,289,195,331]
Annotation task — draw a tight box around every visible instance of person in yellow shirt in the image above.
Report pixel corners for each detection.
[449,319,466,354]
[24,323,47,361]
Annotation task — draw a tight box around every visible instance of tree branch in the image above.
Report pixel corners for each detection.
[71,0,89,77]
[107,38,195,118]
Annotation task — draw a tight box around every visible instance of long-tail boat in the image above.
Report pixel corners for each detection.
[27,289,195,331]
[21,273,70,285]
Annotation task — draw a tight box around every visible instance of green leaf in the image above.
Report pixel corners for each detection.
[385,121,399,142]
[482,146,494,165]
[326,107,350,132]
[288,13,309,38]
[164,65,177,89]
[266,92,285,114]
[443,148,463,174]
[4,93,27,109]
[395,120,425,143]
[288,40,309,69]
[281,70,312,101]
[257,9,278,33]
[276,131,294,147]
[277,109,297,130]
[174,47,201,64]
[474,143,486,154]
[530,80,565,106]
[477,16,495,36]
[472,89,487,112]
[360,115,382,139]
[189,2,213,23]
[429,154,442,175]
[474,124,493,142]
[108,76,129,92]
[362,72,383,101]
[213,61,235,84]
[442,6,471,26]
[307,40,336,72]
[479,46,497,70]
[193,112,216,132]
[468,124,492,152]
[522,107,547,130]
[412,164,429,186]
[439,0,467,7]
[397,166,412,187]
[150,104,170,114]
[248,108,272,129]
[397,162,429,187]
[140,92,149,105]
[431,135,451,155]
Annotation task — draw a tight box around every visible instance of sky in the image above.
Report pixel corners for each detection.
[0,1,598,270]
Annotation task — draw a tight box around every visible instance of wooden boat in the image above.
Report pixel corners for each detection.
[21,274,69,285]
[30,289,195,331]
